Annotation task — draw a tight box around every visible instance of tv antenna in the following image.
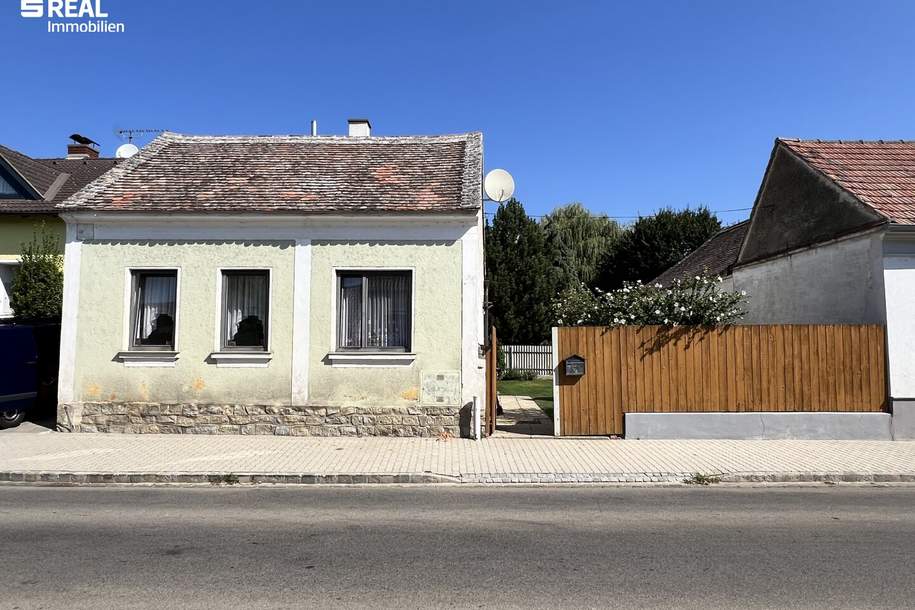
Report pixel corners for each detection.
[117,128,164,143]
[115,128,165,159]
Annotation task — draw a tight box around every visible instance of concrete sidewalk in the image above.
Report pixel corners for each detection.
[2,432,915,484]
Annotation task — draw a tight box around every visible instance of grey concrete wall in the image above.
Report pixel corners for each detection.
[891,400,915,440]
[738,144,884,265]
[626,412,892,440]
[733,231,886,324]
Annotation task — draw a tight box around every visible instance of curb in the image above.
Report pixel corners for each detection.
[2,470,915,486]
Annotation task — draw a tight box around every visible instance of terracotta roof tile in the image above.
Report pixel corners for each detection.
[59,132,483,214]
[779,139,915,224]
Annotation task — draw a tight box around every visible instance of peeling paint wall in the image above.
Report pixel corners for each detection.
[308,240,463,406]
[73,240,295,404]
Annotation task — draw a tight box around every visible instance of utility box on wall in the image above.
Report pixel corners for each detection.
[564,355,585,377]
[421,371,461,405]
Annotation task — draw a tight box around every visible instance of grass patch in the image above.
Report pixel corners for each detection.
[682,472,721,485]
[207,473,240,486]
[497,378,553,418]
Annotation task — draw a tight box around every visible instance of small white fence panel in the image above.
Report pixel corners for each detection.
[502,344,552,376]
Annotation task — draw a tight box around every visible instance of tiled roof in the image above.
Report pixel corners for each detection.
[59,131,483,214]
[779,139,915,225]
[0,145,118,214]
[654,221,750,285]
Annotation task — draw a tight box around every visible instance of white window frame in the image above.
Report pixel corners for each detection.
[209,267,273,368]
[327,266,416,367]
[117,266,181,367]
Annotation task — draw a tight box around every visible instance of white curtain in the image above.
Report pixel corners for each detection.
[224,273,268,348]
[136,275,176,344]
[366,274,410,350]
[338,276,363,348]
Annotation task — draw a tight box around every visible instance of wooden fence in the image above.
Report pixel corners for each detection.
[555,325,887,436]
[502,344,552,376]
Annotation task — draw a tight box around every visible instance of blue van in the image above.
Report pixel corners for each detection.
[0,323,60,429]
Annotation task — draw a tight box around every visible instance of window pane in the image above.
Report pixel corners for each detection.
[0,264,17,318]
[0,174,17,196]
[223,272,269,349]
[337,276,363,348]
[133,272,177,348]
[366,274,411,350]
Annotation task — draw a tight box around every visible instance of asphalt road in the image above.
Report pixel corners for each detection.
[1,485,914,609]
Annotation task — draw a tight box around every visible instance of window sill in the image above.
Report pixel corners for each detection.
[116,351,179,368]
[326,352,416,367]
[208,351,273,368]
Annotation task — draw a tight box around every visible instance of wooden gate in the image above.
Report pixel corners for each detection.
[485,326,498,436]
[556,325,888,436]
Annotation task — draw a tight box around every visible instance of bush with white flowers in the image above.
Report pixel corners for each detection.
[554,275,747,327]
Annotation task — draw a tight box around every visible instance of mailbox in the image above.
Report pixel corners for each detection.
[564,355,586,376]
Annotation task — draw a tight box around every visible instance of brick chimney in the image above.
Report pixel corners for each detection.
[67,143,99,159]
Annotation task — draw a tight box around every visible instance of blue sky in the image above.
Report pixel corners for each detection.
[3,1,914,225]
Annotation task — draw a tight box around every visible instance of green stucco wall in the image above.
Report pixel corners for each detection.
[71,238,464,408]
[0,215,64,260]
[308,240,463,406]
[73,240,295,404]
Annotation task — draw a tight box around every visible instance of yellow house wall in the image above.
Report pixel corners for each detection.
[0,215,64,260]
[71,238,465,407]
[73,240,295,404]
[307,240,463,406]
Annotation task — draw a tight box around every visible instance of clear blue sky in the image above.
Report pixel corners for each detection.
[4,0,914,225]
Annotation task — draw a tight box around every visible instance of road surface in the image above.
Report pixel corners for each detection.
[1,485,913,609]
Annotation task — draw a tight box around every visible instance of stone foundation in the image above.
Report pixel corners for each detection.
[57,402,464,437]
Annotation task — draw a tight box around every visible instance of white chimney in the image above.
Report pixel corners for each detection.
[348,118,371,137]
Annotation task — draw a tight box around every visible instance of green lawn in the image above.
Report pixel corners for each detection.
[497,378,554,418]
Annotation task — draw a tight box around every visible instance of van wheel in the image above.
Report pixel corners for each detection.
[0,409,25,429]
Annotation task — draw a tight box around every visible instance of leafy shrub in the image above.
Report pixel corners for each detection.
[500,368,524,381]
[554,274,746,328]
[10,225,63,321]
[520,370,538,381]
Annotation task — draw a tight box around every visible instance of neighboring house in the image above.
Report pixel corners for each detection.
[55,120,486,437]
[653,220,749,290]
[0,140,117,318]
[655,138,915,436]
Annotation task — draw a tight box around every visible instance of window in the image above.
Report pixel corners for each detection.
[221,270,269,351]
[129,270,177,350]
[337,271,412,352]
[0,172,19,197]
[0,263,18,318]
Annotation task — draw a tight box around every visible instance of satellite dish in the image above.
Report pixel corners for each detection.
[115,143,139,159]
[484,169,515,203]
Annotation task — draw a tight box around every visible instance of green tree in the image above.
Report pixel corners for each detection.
[542,202,623,290]
[486,198,557,344]
[10,225,63,321]
[597,207,721,290]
